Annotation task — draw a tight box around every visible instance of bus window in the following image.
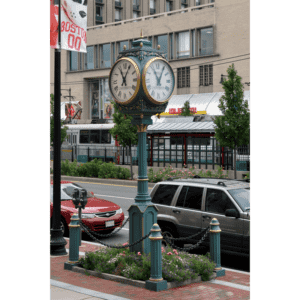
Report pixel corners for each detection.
[101,130,111,144]
[80,130,89,143]
[90,130,100,143]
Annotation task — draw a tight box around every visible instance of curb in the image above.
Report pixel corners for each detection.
[50,175,156,188]
[70,265,217,290]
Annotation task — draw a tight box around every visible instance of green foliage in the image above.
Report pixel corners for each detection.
[78,244,215,282]
[181,101,194,117]
[50,93,68,147]
[50,168,53,174]
[212,64,250,149]
[147,165,229,183]
[60,159,132,179]
[109,102,138,148]
[244,172,250,180]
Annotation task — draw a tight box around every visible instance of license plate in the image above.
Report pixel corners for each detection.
[105,220,114,227]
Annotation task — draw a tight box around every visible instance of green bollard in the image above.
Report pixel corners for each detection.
[64,214,81,271]
[210,218,225,277]
[145,223,168,292]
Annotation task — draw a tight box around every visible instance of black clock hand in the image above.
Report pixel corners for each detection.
[151,65,159,85]
[119,67,126,86]
[157,66,165,86]
[123,65,131,86]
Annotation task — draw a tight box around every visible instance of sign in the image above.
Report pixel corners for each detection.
[50,0,87,53]
[169,107,197,114]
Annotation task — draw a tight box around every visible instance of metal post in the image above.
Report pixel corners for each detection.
[78,207,82,246]
[64,214,80,270]
[209,218,225,277]
[104,148,107,163]
[50,0,67,256]
[145,223,167,292]
[88,147,90,162]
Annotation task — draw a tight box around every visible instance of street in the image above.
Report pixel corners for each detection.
[74,181,249,272]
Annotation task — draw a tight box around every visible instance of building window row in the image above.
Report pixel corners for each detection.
[199,64,213,86]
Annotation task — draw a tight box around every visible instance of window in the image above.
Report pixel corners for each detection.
[176,186,204,210]
[115,8,122,21]
[101,44,111,68]
[119,40,129,53]
[95,4,103,24]
[200,27,213,56]
[80,130,89,144]
[151,184,178,205]
[166,0,172,11]
[79,130,111,144]
[86,46,94,70]
[157,34,168,59]
[70,51,78,71]
[177,31,190,58]
[133,11,139,18]
[205,189,236,214]
[150,0,156,14]
[101,130,111,143]
[170,33,174,59]
[177,67,190,88]
[192,29,195,57]
[90,130,100,143]
[196,0,201,5]
[199,64,213,86]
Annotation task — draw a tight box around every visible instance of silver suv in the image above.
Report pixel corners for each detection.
[150,178,250,256]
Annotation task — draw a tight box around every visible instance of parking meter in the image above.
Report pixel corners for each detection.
[70,187,88,246]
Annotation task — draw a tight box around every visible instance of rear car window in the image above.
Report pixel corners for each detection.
[228,189,250,211]
[205,189,236,214]
[152,184,178,206]
[176,186,204,210]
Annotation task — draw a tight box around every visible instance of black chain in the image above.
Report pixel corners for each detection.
[85,217,130,238]
[162,226,209,241]
[164,227,210,252]
[79,220,152,249]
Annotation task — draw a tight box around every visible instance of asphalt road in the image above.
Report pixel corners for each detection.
[74,180,249,272]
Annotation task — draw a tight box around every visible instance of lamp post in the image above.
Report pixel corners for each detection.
[50,0,67,256]
[108,31,175,254]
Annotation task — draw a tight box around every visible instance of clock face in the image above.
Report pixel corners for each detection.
[143,57,174,104]
[109,58,140,105]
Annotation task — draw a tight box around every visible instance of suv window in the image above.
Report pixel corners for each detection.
[205,189,236,214]
[176,186,204,210]
[152,184,178,205]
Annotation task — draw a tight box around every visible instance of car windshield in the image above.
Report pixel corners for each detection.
[50,183,93,202]
[228,188,250,211]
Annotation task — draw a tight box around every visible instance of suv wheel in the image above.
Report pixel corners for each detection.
[161,225,184,249]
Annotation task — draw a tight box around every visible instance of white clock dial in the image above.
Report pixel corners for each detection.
[143,57,174,104]
[109,58,140,105]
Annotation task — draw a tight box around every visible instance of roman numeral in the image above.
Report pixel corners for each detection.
[133,78,137,82]
[157,93,160,100]
[166,80,170,83]
[146,79,150,83]
[114,73,118,76]
[165,86,170,91]
[155,63,159,69]
[147,85,151,90]
[132,85,136,90]
[151,90,155,97]
[123,63,127,69]
[147,72,151,75]
[132,71,136,75]
[163,92,166,96]
[165,72,169,76]
[113,80,117,84]
[114,86,118,92]
[118,91,122,97]
[129,91,132,96]
[124,93,127,99]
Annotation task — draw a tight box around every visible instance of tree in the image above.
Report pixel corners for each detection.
[180,100,194,116]
[212,64,250,179]
[50,93,68,147]
[109,102,138,180]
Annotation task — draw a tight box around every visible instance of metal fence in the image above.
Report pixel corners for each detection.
[51,139,250,171]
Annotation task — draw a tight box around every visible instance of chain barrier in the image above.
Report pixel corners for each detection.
[85,217,130,238]
[79,220,152,249]
[163,226,210,252]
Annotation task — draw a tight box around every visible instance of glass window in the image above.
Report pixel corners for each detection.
[196,0,201,5]
[228,189,250,212]
[192,29,195,57]
[112,43,116,64]
[133,0,139,5]
[205,189,236,214]
[96,5,102,17]
[104,79,114,119]
[183,186,204,210]
[90,82,100,119]
[86,46,94,70]
[170,33,173,59]
[176,186,188,207]
[151,184,178,205]
[80,130,89,144]
[200,27,213,56]
[119,41,129,53]
[177,31,190,58]
[101,130,111,144]
[150,0,155,9]
[70,51,78,71]
[133,11,139,18]
[102,44,111,68]
[166,1,172,11]
[90,130,100,144]
[157,34,168,59]
[115,8,121,20]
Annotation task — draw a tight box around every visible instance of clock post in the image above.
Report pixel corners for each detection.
[109,31,175,255]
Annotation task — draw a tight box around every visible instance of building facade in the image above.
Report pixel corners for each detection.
[50,0,250,124]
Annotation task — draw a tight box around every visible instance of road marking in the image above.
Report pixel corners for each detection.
[222,267,250,275]
[71,180,153,189]
[210,279,250,291]
[94,194,135,200]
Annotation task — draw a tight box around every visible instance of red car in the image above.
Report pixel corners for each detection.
[50,181,125,236]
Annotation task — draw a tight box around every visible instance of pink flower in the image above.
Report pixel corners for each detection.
[122,243,128,246]
[161,247,165,253]
[173,249,178,255]
[137,252,141,256]
[167,252,173,256]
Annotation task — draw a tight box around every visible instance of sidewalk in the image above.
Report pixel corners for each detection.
[51,239,250,300]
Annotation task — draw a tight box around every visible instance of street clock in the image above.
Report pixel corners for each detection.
[142,57,174,105]
[109,57,141,105]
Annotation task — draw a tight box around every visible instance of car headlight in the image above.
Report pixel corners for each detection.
[116,208,122,215]
[81,213,96,219]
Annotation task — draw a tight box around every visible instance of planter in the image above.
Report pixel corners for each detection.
[69,265,217,290]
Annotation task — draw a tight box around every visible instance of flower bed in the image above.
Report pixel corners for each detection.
[73,243,216,289]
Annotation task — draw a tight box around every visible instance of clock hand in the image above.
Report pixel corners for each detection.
[119,67,126,86]
[151,65,159,85]
[157,66,165,86]
[123,65,131,86]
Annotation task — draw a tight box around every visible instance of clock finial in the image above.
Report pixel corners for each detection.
[140,29,143,38]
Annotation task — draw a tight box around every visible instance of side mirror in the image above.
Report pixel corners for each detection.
[225,209,240,218]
